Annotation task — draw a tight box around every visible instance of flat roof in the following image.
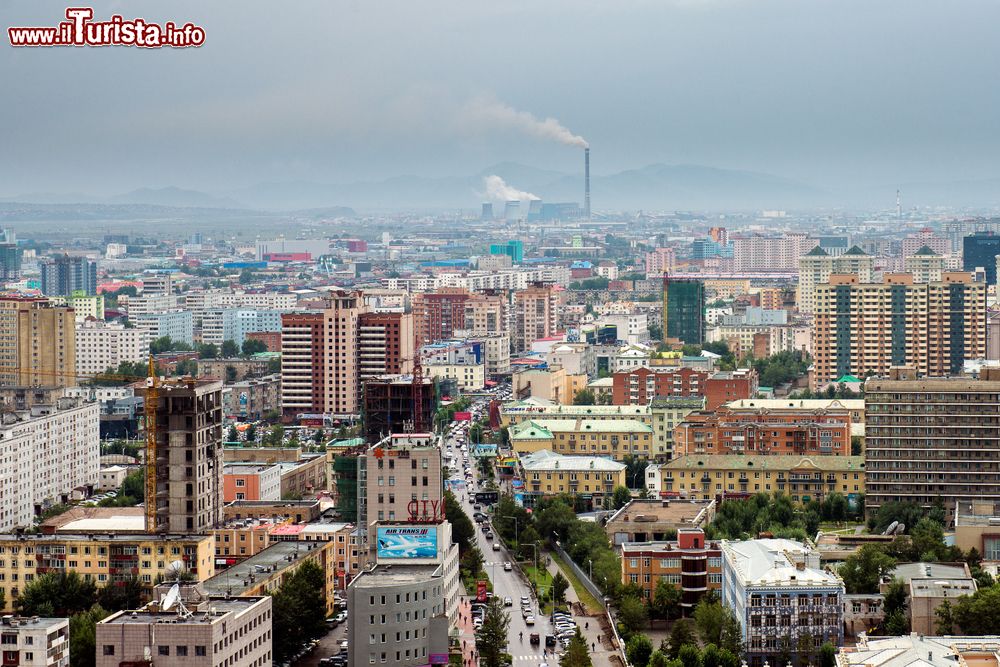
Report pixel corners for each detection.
[351,563,443,588]
[606,498,714,526]
[223,463,279,475]
[725,398,865,411]
[101,597,267,625]
[662,454,865,472]
[200,541,325,597]
[520,449,626,472]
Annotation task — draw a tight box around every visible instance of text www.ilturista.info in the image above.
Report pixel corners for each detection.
[8,7,205,48]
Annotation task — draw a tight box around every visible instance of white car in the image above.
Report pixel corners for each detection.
[492,543,501,551]
[524,615,535,625]
[503,562,512,571]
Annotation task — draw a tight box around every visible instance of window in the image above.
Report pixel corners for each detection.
[235,479,246,487]
[103,646,116,656]
[195,646,206,656]
[158,646,169,656]
[176,646,188,657]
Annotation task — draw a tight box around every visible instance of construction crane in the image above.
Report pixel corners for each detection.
[0,358,161,533]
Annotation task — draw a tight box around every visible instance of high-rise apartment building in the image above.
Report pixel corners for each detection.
[904,246,946,283]
[0,229,22,281]
[513,283,559,351]
[39,254,97,296]
[280,292,365,418]
[645,247,676,277]
[136,378,224,533]
[0,297,76,387]
[131,309,194,345]
[75,319,149,375]
[411,288,469,345]
[662,276,705,345]
[963,232,1000,284]
[461,291,506,336]
[140,271,174,295]
[812,273,987,389]
[732,233,815,272]
[865,367,1000,521]
[797,245,874,314]
[358,312,415,385]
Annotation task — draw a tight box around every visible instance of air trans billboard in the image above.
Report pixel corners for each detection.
[376,526,438,559]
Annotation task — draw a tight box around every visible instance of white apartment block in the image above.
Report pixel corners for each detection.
[425,362,486,391]
[733,233,816,272]
[97,596,272,667]
[201,309,285,346]
[119,293,181,317]
[0,399,100,531]
[0,616,69,667]
[798,246,874,314]
[75,320,150,375]
[131,309,193,344]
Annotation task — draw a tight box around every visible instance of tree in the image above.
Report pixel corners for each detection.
[69,604,110,667]
[313,428,326,447]
[648,651,671,667]
[910,516,947,562]
[241,339,267,356]
[573,389,596,405]
[196,342,219,359]
[649,578,682,620]
[936,600,955,634]
[612,486,633,510]
[796,632,814,667]
[839,544,897,594]
[868,501,928,534]
[174,359,198,377]
[561,627,592,667]
[224,365,238,383]
[271,560,326,663]
[221,340,240,357]
[694,599,728,646]
[552,571,570,606]
[951,585,1000,634]
[617,595,649,636]
[444,491,474,556]
[627,634,655,667]
[96,577,144,612]
[881,577,910,635]
[264,424,285,447]
[819,642,837,667]
[679,645,703,667]
[245,423,258,442]
[227,425,239,442]
[666,618,698,658]
[17,571,97,617]
[476,597,511,667]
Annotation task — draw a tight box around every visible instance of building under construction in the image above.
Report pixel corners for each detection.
[362,375,436,444]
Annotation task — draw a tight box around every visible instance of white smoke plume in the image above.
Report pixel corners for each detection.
[462,95,588,148]
[482,175,539,202]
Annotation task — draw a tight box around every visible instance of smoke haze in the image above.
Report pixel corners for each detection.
[481,175,540,203]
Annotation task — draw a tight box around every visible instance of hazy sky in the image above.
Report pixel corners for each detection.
[3,0,1000,197]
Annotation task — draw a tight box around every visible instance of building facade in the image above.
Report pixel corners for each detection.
[519,449,626,507]
[620,528,722,609]
[40,255,97,296]
[513,283,560,351]
[75,320,149,375]
[663,277,705,345]
[509,418,654,459]
[798,246,874,314]
[0,297,76,387]
[0,616,69,667]
[963,232,1000,284]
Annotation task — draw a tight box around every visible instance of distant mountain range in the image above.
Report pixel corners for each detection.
[5,164,1000,213]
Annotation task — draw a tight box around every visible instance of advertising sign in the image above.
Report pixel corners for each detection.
[376,526,437,559]
[454,411,472,421]
[476,580,488,602]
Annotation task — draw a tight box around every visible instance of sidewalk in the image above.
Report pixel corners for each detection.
[545,556,621,665]
[456,596,479,666]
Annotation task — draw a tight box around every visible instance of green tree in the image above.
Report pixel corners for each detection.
[560,627,592,667]
[96,577,144,612]
[627,634,655,667]
[868,501,928,534]
[241,339,268,356]
[910,516,947,561]
[612,485,633,510]
[245,423,257,442]
[649,577,682,620]
[270,560,326,663]
[839,544,897,594]
[552,571,570,606]
[648,651,671,667]
[476,597,511,667]
[573,389,596,405]
[444,491,475,556]
[679,644,703,667]
[221,340,240,357]
[775,636,793,667]
[264,424,285,447]
[617,595,649,636]
[666,618,697,658]
[196,342,219,359]
[313,428,326,447]
[819,643,837,667]
[936,600,955,634]
[227,425,239,442]
[796,632,814,667]
[536,497,577,542]
[693,599,728,646]
[17,571,98,616]
[951,585,1000,634]
[69,604,110,667]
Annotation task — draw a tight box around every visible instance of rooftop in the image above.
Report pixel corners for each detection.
[0,616,68,631]
[519,449,626,472]
[101,597,268,625]
[606,498,715,527]
[200,541,326,597]
[501,402,650,417]
[350,562,443,588]
[510,418,652,439]
[891,562,971,582]
[662,454,865,472]
[725,398,865,412]
[839,634,1000,667]
[722,538,841,588]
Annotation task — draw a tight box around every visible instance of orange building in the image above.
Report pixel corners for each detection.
[612,367,710,405]
[703,369,758,410]
[222,463,281,502]
[674,404,851,456]
[620,528,722,609]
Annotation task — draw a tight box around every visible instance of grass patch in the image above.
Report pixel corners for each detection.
[550,552,603,615]
[522,564,555,613]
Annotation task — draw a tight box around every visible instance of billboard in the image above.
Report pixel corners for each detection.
[454,411,472,422]
[376,526,437,559]
[476,580,488,602]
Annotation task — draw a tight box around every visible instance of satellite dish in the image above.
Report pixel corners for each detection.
[167,560,186,576]
[161,584,180,612]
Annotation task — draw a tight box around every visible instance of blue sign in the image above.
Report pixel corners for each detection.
[376,526,437,559]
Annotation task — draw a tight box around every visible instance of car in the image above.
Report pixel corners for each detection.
[473,504,482,511]
[473,618,483,629]
[525,615,535,625]
[503,561,512,571]
[529,633,540,645]
[339,640,348,650]
[485,532,494,540]
[520,596,530,606]
[545,635,557,648]
[334,611,347,624]
[492,543,501,551]
[504,596,513,606]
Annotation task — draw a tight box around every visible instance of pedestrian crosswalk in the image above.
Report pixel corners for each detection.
[510,654,555,662]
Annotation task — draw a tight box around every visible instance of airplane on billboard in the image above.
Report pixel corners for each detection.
[377,532,436,559]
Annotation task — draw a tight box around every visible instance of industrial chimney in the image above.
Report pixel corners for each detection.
[584,147,591,220]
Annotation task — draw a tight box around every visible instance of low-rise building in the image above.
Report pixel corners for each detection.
[519,449,626,508]
[97,596,272,667]
[223,463,281,502]
[425,362,486,391]
[509,418,654,459]
[499,401,651,429]
[605,498,716,546]
[221,374,281,421]
[620,528,722,609]
[650,455,865,503]
[274,454,326,499]
[222,499,321,524]
[512,366,588,405]
[650,396,705,461]
[721,539,844,667]
[0,616,69,667]
[837,634,1000,667]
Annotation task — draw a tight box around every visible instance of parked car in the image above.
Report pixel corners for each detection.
[492,543,501,551]
[524,615,535,625]
[503,597,513,606]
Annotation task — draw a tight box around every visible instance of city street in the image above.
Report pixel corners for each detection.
[446,420,561,666]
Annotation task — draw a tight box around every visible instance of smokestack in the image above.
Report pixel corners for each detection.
[584,147,591,220]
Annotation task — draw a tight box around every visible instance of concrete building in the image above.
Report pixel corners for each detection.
[221,374,281,422]
[40,254,97,296]
[732,233,815,272]
[964,232,1000,284]
[645,247,676,277]
[509,417,653,459]
[499,401,652,429]
[140,271,174,295]
[511,366,587,405]
[424,362,486,391]
[605,498,716,546]
[362,376,436,443]
[200,308,285,346]
[513,283,560,351]
[135,378,223,534]
[651,454,865,503]
[132,309,194,345]
[620,528,722,608]
[0,297,76,387]
[119,293,181,317]
[612,367,710,405]
[798,245,874,314]
[650,396,705,460]
[223,463,281,502]
[411,288,471,345]
[721,539,844,667]
[97,596,272,667]
[469,334,510,376]
[865,368,1000,521]
[75,320,149,375]
[904,246,946,283]
[357,312,415,386]
[0,229,22,280]
[546,342,595,377]
[519,449,626,508]
[0,616,69,667]
[662,276,705,345]
[0,398,100,531]
[838,634,1000,667]
[812,273,987,389]
[67,291,104,321]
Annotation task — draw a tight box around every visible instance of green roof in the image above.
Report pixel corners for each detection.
[663,454,865,471]
[836,375,861,383]
[804,246,828,257]
[842,245,867,256]
[912,245,938,256]
[509,420,554,440]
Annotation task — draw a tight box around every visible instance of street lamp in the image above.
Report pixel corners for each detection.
[499,514,520,545]
[588,558,593,581]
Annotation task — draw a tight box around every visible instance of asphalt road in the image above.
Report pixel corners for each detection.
[446,425,563,666]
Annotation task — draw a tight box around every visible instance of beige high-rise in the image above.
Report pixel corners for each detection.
[0,297,76,386]
[513,283,559,351]
[797,245,874,314]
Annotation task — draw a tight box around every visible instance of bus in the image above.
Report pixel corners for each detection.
[474,491,499,506]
